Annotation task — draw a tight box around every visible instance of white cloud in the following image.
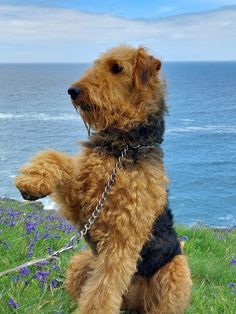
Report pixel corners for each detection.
[0,5,235,62]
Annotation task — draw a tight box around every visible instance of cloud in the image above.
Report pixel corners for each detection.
[0,5,235,62]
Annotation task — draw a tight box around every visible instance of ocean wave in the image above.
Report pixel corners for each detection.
[0,112,80,121]
[217,215,236,222]
[41,198,58,210]
[180,119,195,122]
[167,125,236,134]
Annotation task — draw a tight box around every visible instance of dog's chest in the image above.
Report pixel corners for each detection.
[74,147,169,250]
[74,149,116,221]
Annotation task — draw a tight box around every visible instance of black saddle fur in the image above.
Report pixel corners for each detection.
[136,206,181,278]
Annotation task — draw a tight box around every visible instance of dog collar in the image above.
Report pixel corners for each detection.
[82,114,164,159]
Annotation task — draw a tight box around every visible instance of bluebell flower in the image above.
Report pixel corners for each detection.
[43,231,51,239]
[51,264,60,271]
[47,247,53,255]
[20,267,31,277]
[11,274,22,282]
[8,298,19,309]
[26,251,33,258]
[10,220,16,227]
[25,221,38,234]
[35,231,41,240]
[50,279,59,289]
[33,271,50,284]
[228,283,235,288]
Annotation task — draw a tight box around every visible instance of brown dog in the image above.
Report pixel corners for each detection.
[15,45,192,313]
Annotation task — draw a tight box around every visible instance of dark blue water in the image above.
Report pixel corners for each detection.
[0,62,235,227]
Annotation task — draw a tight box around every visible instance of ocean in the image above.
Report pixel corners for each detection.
[0,62,235,227]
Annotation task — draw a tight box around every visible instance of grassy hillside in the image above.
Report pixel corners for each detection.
[0,199,235,313]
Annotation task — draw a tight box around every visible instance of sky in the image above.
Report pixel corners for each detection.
[0,0,235,62]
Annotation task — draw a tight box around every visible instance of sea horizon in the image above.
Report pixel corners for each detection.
[1,60,236,65]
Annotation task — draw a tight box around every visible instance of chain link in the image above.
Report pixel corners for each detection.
[51,144,129,257]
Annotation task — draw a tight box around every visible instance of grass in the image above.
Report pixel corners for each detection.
[0,199,235,314]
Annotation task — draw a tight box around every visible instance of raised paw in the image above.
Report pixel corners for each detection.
[19,189,48,201]
[15,173,52,201]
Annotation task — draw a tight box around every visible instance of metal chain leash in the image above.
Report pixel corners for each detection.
[0,144,158,277]
[52,144,130,256]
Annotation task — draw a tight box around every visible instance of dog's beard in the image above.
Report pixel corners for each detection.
[82,118,91,136]
[73,101,98,136]
[79,103,92,112]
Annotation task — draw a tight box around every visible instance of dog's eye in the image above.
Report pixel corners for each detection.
[111,63,123,74]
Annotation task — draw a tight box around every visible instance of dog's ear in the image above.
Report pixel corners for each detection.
[133,47,161,89]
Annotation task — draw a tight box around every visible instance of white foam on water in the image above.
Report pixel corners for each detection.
[0,112,80,121]
[41,198,58,210]
[217,215,235,221]
[0,113,15,119]
[167,125,236,134]
[180,119,195,122]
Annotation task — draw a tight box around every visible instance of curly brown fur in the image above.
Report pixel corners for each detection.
[15,45,192,313]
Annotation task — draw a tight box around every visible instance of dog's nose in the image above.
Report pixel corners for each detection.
[67,87,81,100]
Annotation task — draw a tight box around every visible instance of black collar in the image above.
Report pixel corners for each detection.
[82,115,165,160]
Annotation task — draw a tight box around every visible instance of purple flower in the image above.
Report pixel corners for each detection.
[51,264,60,271]
[8,298,19,309]
[228,283,235,288]
[33,271,50,285]
[27,251,33,258]
[47,247,53,255]
[12,274,22,282]
[27,240,35,250]
[20,267,31,277]
[10,220,16,227]
[180,236,188,241]
[43,231,51,239]
[50,279,59,289]
[230,259,236,265]
[53,233,61,239]
[35,231,41,240]
[25,221,38,234]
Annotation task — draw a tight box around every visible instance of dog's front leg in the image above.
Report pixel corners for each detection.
[77,239,142,314]
[15,150,76,200]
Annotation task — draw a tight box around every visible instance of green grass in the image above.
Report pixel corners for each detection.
[177,225,236,314]
[0,200,235,313]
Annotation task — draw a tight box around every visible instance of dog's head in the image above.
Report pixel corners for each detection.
[68,45,166,131]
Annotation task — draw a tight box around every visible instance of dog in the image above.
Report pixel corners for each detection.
[15,45,192,313]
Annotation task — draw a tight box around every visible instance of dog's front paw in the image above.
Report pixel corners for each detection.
[15,173,52,201]
[19,189,48,201]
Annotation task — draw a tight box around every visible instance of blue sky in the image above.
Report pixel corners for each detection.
[0,0,235,62]
[1,0,236,18]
